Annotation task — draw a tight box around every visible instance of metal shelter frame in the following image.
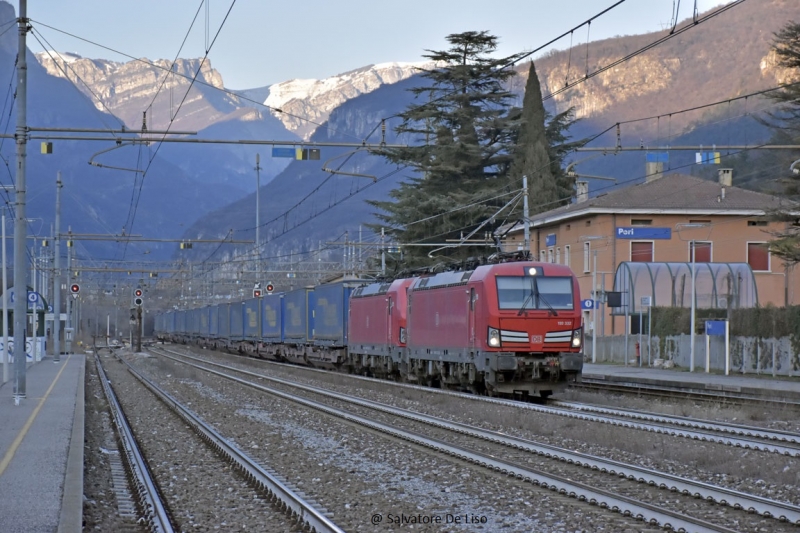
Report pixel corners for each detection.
[611,262,758,315]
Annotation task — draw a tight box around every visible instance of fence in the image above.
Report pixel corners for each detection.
[586,334,799,376]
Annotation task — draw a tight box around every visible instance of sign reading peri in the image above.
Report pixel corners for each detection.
[616,227,672,240]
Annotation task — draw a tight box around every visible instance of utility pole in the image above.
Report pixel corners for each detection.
[135,306,142,352]
[65,240,72,354]
[53,172,62,361]
[13,1,29,401]
[523,176,530,254]
[255,153,261,279]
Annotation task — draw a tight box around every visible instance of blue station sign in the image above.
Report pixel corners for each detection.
[545,233,556,247]
[705,320,727,336]
[616,227,672,240]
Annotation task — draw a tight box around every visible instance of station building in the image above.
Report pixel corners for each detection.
[498,170,800,336]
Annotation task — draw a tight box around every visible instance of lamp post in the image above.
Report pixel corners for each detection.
[581,235,608,363]
[676,223,711,372]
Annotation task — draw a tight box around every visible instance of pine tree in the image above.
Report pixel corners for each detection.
[369,32,526,268]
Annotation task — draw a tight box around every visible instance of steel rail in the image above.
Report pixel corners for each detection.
[552,400,800,444]
[574,379,800,408]
[94,354,174,533]
[116,355,345,533]
[157,344,800,457]
[150,348,758,532]
[153,347,800,525]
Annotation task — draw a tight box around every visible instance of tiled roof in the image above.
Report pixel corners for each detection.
[505,173,798,232]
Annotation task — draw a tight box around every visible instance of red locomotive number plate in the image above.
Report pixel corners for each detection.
[530,335,543,343]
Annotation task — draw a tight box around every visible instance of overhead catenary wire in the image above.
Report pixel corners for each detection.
[121,0,238,258]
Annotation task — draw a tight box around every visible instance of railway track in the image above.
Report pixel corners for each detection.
[159,344,800,458]
[95,352,345,533]
[150,346,800,532]
[94,353,174,533]
[573,377,800,409]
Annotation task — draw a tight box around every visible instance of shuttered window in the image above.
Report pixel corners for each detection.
[747,242,769,271]
[631,241,653,262]
[690,241,711,263]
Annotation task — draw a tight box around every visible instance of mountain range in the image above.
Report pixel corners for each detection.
[4,0,799,269]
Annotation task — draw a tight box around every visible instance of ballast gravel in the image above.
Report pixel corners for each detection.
[127,350,659,532]
[173,347,800,510]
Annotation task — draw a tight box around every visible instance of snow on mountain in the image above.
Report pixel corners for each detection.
[264,61,433,140]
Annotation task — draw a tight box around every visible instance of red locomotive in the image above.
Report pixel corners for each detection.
[348,260,584,398]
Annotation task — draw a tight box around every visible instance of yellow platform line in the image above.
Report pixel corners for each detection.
[0,354,73,477]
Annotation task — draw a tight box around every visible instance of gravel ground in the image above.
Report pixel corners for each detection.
[165,346,800,509]
[99,353,300,532]
[128,350,659,533]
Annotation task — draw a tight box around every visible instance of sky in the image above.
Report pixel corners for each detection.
[24,0,731,90]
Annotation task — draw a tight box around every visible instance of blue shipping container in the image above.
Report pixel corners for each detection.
[176,310,186,335]
[230,302,245,341]
[312,282,360,348]
[243,298,261,339]
[209,306,219,338]
[283,287,314,344]
[200,308,210,337]
[218,304,230,339]
[261,293,284,344]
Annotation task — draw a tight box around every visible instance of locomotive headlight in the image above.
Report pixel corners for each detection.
[527,267,538,276]
[488,327,501,347]
[571,327,583,348]
[399,327,407,344]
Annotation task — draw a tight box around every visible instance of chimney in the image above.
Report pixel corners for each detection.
[718,168,732,187]
[576,180,589,203]
[645,161,664,182]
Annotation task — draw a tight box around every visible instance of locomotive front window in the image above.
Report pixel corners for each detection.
[496,276,574,310]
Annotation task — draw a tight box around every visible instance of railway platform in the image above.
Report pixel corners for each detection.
[0,353,85,533]
[582,363,800,403]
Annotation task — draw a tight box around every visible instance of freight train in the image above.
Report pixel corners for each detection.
[155,259,584,398]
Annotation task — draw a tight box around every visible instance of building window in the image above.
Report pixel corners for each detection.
[747,242,770,271]
[583,242,591,273]
[564,245,571,268]
[747,220,768,227]
[631,241,653,262]
[566,224,571,231]
[540,250,546,262]
[548,248,554,263]
[631,219,652,226]
[689,241,712,263]
[585,220,591,226]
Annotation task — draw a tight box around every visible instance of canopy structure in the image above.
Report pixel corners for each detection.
[611,262,758,315]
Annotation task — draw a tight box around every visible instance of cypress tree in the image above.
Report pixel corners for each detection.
[369,31,525,268]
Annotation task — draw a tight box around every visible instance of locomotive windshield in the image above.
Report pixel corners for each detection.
[496,276,574,310]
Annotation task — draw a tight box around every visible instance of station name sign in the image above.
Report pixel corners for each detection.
[616,227,672,239]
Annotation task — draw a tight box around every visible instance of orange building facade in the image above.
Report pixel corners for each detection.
[498,172,800,336]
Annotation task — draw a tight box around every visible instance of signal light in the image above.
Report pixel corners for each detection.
[134,297,143,307]
[266,282,275,293]
[69,283,80,294]
[253,289,263,298]
[134,288,143,298]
